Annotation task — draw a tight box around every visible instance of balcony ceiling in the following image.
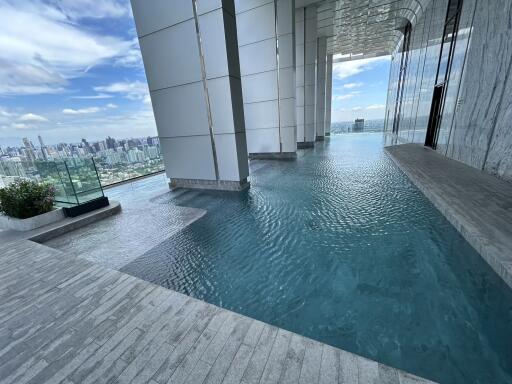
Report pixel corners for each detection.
[297,0,432,61]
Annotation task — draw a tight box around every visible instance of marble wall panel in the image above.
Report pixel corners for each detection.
[447,0,512,174]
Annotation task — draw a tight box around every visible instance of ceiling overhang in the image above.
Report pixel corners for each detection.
[296,0,432,60]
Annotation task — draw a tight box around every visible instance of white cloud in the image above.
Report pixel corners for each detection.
[333,91,362,101]
[70,93,114,100]
[47,0,129,20]
[19,113,48,122]
[94,81,150,101]
[331,103,388,123]
[365,104,386,110]
[114,39,143,68]
[37,105,157,143]
[333,56,390,80]
[0,107,15,118]
[335,94,355,101]
[339,104,386,111]
[62,107,102,115]
[62,103,118,115]
[12,123,29,130]
[0,1,136,95]
[343,82,363,89]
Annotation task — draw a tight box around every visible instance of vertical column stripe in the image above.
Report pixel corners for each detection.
[274,0,283,152]
[192,0,219,180]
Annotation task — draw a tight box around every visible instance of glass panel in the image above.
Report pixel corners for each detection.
[35,160,78,206]
[64,158,104,204]
[436,0,462,84]
[92,153,164,187]
[0,158,104,207]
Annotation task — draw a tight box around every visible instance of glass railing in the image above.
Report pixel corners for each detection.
[0,158,104,208]
[92,156,164,187]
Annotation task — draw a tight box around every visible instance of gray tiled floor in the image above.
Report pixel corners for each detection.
[0,240,436,384]
[386,144,512,289]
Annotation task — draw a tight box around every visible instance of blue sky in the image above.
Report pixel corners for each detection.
[331,56,391,122]
[0,0,390,147]
[0,0,154,147]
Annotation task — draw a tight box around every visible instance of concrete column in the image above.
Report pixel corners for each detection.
[236,0,297,160]
[131,0,249,191]
[297,5,317,148]
[315,36,327,141]
[325,53,333,136]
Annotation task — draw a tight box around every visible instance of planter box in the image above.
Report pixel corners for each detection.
[0,208,65,231]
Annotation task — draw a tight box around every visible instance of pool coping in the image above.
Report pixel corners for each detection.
[0,200,121,244]
[385,144,512,290]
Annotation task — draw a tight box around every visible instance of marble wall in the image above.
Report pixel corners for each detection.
[385,0,512,182]
[447,0,512,177]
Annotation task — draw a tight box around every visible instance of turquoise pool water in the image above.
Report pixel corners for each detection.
[121,133,512,384]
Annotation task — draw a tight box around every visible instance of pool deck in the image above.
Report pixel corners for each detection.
[386,144,512,289]
[0,200,121,244]
[0,239,436,384]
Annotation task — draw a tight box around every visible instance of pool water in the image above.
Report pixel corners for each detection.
[121,133,512,384]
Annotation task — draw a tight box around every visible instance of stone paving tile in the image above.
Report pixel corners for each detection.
[0,240,437,384]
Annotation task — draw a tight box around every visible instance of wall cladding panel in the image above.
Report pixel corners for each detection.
[447,0,512,176]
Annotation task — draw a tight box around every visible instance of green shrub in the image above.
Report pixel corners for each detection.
[0,180,55,219]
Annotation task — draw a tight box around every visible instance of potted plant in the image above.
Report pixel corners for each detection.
[0,180,64,231]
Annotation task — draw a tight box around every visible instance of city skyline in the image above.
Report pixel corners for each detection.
[0,132,160,150]
[0,132,164,186]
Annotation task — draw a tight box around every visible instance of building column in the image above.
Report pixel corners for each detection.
[235,0,297,160]
[325,53,333,136]
[296,5,317,148]
[131,0,249,191]
[315,36,327,141]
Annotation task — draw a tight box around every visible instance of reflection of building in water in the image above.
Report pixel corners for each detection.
[353,118,365,132]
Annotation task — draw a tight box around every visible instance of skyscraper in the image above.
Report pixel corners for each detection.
[38,135,48,160]
[106,136,116,150]
[22,137,36,162]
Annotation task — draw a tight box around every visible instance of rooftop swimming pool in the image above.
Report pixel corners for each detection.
[117,134,510,383]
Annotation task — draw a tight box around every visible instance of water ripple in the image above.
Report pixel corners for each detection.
[122,134,512,384]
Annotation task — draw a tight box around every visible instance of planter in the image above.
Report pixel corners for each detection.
[0,208,65,231]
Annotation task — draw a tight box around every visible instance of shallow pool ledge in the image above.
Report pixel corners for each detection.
[385,144,512,289]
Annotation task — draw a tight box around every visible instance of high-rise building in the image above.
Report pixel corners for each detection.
[106,136,116,150]
[38,135,49,160]
[22,137,36,162]
[353,119,364,132]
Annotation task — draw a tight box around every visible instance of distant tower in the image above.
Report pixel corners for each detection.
[106,136,116,150]
[22,137,36,161]
[38,135,48,160]
[353,119,364,132]
[81,138,93,154]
